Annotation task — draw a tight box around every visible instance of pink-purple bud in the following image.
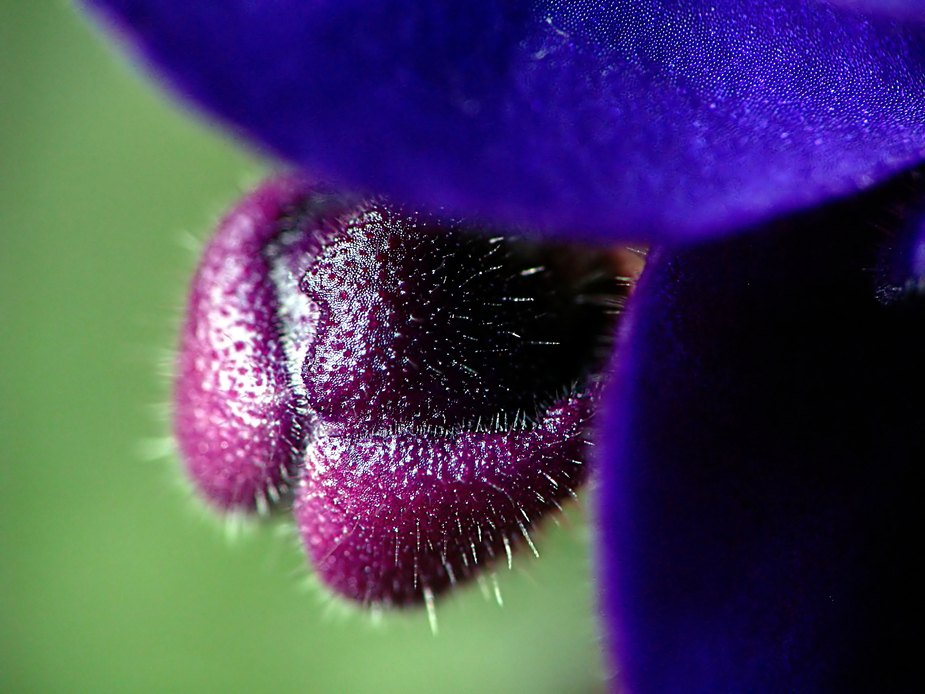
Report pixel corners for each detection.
[174,177,624,604]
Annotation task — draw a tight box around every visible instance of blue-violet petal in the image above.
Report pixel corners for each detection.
[601,170,925,692]
[825,0,925,21]
[84,0,925,240]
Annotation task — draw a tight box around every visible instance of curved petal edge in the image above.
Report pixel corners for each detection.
[83,0,925,241]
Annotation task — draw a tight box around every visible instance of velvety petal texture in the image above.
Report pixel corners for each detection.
[826,0,925,21]
[601,171,924,692]
[85,0,925,240]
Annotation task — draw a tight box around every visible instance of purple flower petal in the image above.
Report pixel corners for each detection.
[825,0,925,21]
[601,170,924,692]
[84,0,925,240]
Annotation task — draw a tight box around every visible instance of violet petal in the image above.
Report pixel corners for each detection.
[601,171,924,692]
[83,0,925,240]
[824,0,925,21]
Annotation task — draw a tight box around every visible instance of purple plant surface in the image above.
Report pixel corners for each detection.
[82,0,925,690]
[174,176,621,605]
[82,0,925,241]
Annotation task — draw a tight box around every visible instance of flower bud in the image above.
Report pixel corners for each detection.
[174,177,625,603]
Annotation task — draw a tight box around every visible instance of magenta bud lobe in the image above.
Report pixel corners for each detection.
[174,178,317,511]
[296,391,595,605]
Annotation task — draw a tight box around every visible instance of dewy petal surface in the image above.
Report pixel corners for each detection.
[601,172,924,692]
[84,0,925,240]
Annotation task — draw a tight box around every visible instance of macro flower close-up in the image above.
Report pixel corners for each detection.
[61,0,925,691]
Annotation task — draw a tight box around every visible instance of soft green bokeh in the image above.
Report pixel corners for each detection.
[0,3,605,692]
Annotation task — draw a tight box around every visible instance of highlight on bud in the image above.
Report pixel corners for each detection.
[173,176,629,605]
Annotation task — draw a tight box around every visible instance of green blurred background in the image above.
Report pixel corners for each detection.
[0,2,605,691]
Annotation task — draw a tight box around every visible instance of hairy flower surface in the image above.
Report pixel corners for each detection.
[84,0,925,691]
[175,176,621,605]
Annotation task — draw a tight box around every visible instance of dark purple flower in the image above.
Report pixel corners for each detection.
[83,1,925,691]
